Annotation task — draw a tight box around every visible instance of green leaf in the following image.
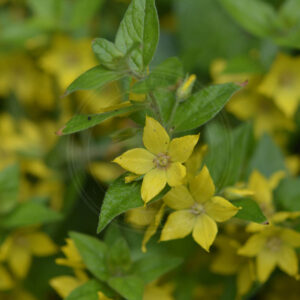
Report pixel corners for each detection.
[248,134,286,178]
[65,66,125,96]
[132,254,183,283]
[0,202,62,229]
[115,0,159,72]
[172,83,241,132]
[275,177,300,211]
[66,279,113,300]
[233,198,267,223]
[0,164,19,214]
[131,57,184,93]
[108,275,144,300]
[97,174,169,233]
[58,105,140,135]
[205,122,253,189]
[70,232,109,281]
[69,0,105,29]
[97,175,144,233]
[92,38,124,69]
[219,0,277,37]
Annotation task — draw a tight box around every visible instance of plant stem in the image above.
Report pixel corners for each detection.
[166,95,181,134]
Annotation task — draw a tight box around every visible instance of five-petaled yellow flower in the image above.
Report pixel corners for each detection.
[113,116,199,203]
[238,226,300,283]
[160,166,240,251]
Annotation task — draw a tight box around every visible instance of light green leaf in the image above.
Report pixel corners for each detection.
[65,66,125,96]
[0,202,62,228]
[275,177,300,211]
[248,134,286,178]
[65,279,114,300]
[172,83,241,132]
[108,275,144,300]
[70,232,109,281]
[0,164,19,214]
[92,38,124,69]
[132,254,183,283]
[233,198,267,223]
[115,0,159,72]
[219,0,277,37]
[58,104,140,135]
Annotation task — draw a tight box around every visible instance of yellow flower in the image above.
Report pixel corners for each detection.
[160,166,240,251]
[0,264,14,291]
[143,281,174,300]
[113,116,199,203]
[258,53,300,117]
[0,229,57,278]
[39,35,96,90]
[238,226,300,282]
[98,291,113,300]
[211,235,255,296]
[89,162,124,183]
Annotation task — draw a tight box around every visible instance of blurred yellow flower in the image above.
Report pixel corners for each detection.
[161,166,240,251]
[40,35,96,90]
[0,265,14,291]
[211,235,255,296]
[258,53,300,117]
[238,226,300,282]
[143,281,174,300]
[113,116,199,203]
[0,229,57,278]
[89,162,124,183]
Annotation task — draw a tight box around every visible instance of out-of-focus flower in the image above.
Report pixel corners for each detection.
[161,166,240,251]
[211,235,255,296]
[143,281,174,300]
[258,53,300,117]
[40,36,96,90]
[238,226,300,282]
[89,161,124,183]
[0,264,14,291]
[113,116,199,203]
[0,228,57,278]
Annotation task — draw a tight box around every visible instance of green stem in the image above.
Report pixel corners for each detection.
[166,95,181,134]
[148,91,163,124]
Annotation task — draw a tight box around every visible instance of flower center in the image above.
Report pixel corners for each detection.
[266,236,282,252]
[190,203,205,215]
[153,153,170,169]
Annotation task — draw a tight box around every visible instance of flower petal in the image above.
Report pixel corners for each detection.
[280,228,300,248]
[0,265,14,290]
[192,214,217,252]
[142,203,165,252]
[141,168,167,203]
[8,245,32,278]
[256,249,277,282]
[143,116,170,154]
[163,185,194,210]
[204,196,240,222]
[113,148,155,175]
[50,276,83,299]
[189,165,215,203]
[168,134,199,163]
[27,232,58,256]
[166,162,186,187]
[160,210,196,241]
[237,261,255,296]
[277,245,298,277]
[238,233,266,257]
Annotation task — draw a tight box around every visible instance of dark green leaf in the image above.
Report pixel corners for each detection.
[172,83,241,132]
[70,232,109,281]
[65,66,125,96]
[248,134,286,178]
[132,254,183,283]
[0,202,62,228]
[115,0,159,72]
[275,177,300,211]
[97,175,169,233]
[108,275,144,300]
[66,279,113,300]
[233,198,267,223]
[0,164,19,214]
[59,105,140,135]
[92,38,124,69]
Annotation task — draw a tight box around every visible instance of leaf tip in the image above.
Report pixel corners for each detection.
[56,126,66,136]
